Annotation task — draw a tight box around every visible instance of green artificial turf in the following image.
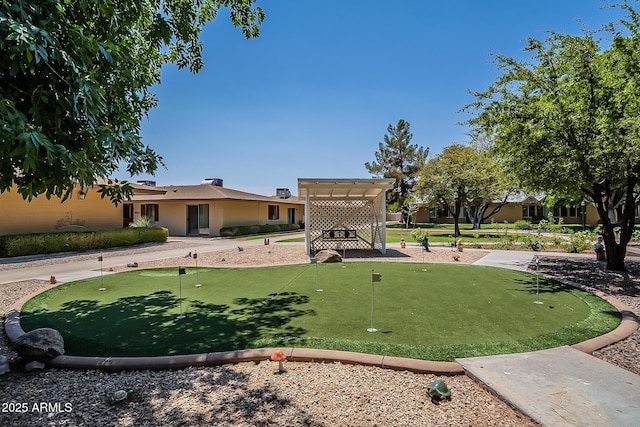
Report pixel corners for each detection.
[20,263,620,361]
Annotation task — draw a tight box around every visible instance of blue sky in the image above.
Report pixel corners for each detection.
[117,0,626,196]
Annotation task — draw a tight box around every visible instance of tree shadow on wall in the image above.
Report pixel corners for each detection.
[20,290,314,357]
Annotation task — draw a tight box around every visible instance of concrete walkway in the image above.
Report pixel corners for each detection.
[3,239,640,426]
[471,249,536,271]
[0,236,267,284]
[458,347,640,426]
[469,249,640,425]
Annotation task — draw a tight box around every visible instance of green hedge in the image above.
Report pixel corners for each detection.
[219,223,300,237]
[0,227,168,258]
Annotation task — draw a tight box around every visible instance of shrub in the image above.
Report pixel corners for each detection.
[130,216,156,227]
[494,235,516,250]
[522,234,544,251]
[514,220,532,230]
[410,228,428,242]
[537,219,552,232]
[0,227,168,257]
[563,230,593,253]
[218,223,300,236]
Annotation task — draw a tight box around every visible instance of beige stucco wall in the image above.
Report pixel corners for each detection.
[222,201,303,230]
[411,203,602,226]
[131,199,304,237]
[0,186,122,235]
[490,203,522,223]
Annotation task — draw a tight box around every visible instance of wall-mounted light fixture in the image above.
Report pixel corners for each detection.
[78,190,87,200]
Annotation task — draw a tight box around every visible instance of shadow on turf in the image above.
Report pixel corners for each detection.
[20,290,315,357]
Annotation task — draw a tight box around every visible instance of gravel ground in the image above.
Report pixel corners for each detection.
[1,243,638,426]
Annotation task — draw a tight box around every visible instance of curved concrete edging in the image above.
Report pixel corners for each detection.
[4,266,638,375]
[548,276,640,354]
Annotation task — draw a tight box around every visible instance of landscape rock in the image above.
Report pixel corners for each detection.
[14,328,65,361]
[24,360,46,372]
[316,249,342,263]
[0,355,9,374]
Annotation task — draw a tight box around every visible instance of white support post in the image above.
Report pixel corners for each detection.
[380,193,387,254]
[305,193,310,255]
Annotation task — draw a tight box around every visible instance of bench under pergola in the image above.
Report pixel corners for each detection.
[298,178,395,255]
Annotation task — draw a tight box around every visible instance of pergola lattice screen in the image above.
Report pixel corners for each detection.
[308,199,383,252]
[299,178,394,255]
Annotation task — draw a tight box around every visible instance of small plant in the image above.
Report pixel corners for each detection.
[514,220,532,230]
[563,230,593,253]
[494,235,515,250]
[537,219,551,232]
[522,234,544,251]
[130,216,156,228]
[411,228,428,242]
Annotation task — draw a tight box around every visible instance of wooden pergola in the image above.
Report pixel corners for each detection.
[298,178,395,255]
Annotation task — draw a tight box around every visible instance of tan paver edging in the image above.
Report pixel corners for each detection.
[5,271,637,374]
[546,276,640,354]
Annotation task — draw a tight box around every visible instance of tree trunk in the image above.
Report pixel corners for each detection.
[453,200,461,237]
[592,180,636,272]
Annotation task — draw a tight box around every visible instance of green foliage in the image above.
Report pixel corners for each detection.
[522,234,544,251]
[410,228,428,242]
[465,3,640,270]
[0,228,168,257]
[564,230,595,253]
[386,202,401,213]
[536,219,551,232]
[415,144,512,230]
[494,235,516,250]
[365,119,428,207]
[130,216,156,228]
[0,0,263,203]
[514,220,532,230]
[219,223,300,236]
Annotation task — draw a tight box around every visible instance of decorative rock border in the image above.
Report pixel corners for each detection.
[4,272,638,375]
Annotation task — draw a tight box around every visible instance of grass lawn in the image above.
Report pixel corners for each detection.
[20,263,620,361]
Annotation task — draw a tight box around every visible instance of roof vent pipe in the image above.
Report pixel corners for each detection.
[201,178,223,187]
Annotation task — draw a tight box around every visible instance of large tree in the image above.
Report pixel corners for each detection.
[415,144,512,235]
[365,119,428,213]
[465,3,640,270]
[1,0,264,203]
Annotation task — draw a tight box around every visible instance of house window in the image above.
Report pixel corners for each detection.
[522,205,543,218]
[268,205,279,220]
[141,204,159,221]
[553,206,580,218]
[429,207,463,218]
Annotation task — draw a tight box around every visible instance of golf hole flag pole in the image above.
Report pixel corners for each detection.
[177,267,187,319]
[311,258,322,292]
[368,269,382,332]
[98,254,105,291]
[534,255,543,305]
[194,251,201,287]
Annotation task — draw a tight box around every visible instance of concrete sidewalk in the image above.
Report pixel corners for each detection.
[0,236,270,284]
[470,250,640,425]
[458,346,640,426]
[471,249,535,271]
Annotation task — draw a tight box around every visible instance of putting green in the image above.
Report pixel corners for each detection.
[20,263,620,361]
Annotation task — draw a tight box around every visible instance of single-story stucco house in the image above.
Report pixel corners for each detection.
[126,179,304,237]
[0,178,304,237]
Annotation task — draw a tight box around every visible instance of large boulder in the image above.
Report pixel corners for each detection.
[15,328,65,361]
[316,249,342,263]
